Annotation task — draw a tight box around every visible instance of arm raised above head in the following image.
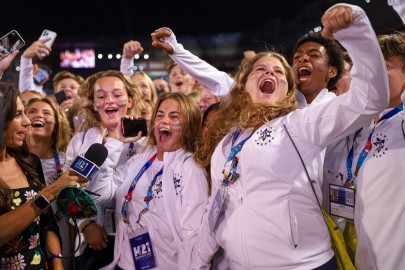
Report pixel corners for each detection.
[151,27,234,99]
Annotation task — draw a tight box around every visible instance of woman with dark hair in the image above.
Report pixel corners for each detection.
[0,82,79,270]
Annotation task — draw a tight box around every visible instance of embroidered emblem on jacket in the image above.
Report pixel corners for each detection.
[254,125,276,145]
[372,133,388,158]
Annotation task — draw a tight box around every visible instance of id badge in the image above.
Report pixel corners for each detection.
[129,226,157,269]
[208,188,226,233]
[329,184,355,220]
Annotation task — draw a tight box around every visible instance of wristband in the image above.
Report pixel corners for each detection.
[81,220,96,233]
[49,253,62,260]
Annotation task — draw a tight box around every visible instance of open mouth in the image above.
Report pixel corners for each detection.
[159,128,172,143]
[259,79,275,94]
[298,66,311,82]
[105,107,118,115]
[174,80,183,87]
[31,120,45,128]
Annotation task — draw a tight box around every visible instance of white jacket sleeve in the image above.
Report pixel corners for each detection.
[18,57,43,93]
[163,33,234,99]
[120,57,134,76]
[285,3,389,148]
[388,0,405,25]
[64,131,124,205]
[177,157,209,270]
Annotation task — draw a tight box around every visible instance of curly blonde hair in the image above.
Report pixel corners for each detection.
[78,70,145,130]
[25,97,71,154]
[194,51,298,168]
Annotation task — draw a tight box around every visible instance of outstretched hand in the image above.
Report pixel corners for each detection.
[151,27,174,55]
[321,5,353,39]
[0,50,19,74]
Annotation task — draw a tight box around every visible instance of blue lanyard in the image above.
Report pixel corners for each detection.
[121,154,157,223]
[352,104,403,179]
[345,128,363,186]
[222,131,251,187]
[52,150,63,177]
[144,167,164,207]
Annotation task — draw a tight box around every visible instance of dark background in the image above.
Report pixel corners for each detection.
[1,0,404,91]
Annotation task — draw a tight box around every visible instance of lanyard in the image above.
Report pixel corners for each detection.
[345,128,363,187]
[121,154,157,223]
[353,104,403,178]
[144,167,164,207]
[222,131,251,187]
[52,150,63,177]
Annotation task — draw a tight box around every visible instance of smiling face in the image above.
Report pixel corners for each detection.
[245,55,289,104]
[3,97,31,148]
[153,98,182,160]
[93,76,133,131]
[168,65,196,94]
[26,100,55,140]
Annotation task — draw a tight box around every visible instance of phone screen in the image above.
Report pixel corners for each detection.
[34,66,51,85]
[55,91,68,105]
[0,30,25,61]
[121,118,148,137]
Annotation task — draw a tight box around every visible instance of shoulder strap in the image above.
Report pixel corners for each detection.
[283,124,346,268]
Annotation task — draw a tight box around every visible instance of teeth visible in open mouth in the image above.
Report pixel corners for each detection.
[32,121,45,127]
[298,66,311,76]
[105,108,118,113]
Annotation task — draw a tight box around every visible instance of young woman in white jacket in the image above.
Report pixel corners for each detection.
[101,92,209,270]
[185,4,389,269]
[64,70,146,269]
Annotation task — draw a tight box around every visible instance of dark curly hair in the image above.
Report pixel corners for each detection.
[291,31,344,90]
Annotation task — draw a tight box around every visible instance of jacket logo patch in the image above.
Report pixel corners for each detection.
[372,133,388,158]
[254,125,276,146]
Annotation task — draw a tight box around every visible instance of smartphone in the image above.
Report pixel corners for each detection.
[33,66,52,85]
[55,91,68,105]
[0,30,25,61]
[121,118,148,137]
[38,29,57,57]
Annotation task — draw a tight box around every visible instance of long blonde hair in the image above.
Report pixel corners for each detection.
[194,52,298,168]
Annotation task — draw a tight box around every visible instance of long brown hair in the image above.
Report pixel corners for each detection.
[0,83,42,214]
[194,52,298,168]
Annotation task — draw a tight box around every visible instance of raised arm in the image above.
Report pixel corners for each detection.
[287,4,389,147]
[151,27,234,98]
[119,40,144,76]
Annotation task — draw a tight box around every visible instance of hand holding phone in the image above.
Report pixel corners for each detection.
[121,117,148,137]
[38,29,57,57]
[33,66,52,85]
[0,30,25,62]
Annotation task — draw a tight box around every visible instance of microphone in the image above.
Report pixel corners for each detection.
[56,143,109,220]
[69,143,108,181]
